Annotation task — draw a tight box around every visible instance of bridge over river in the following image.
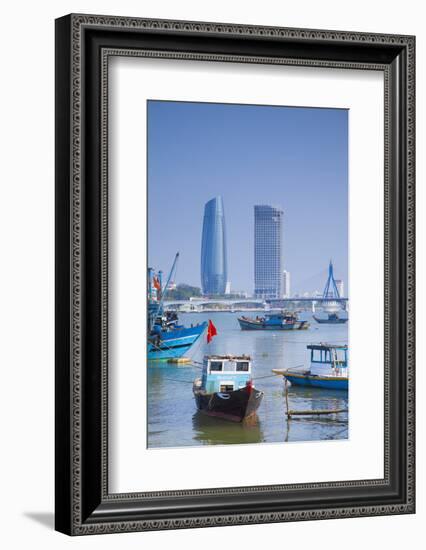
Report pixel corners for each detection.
[164,297,348,313]
[164,261,348,313]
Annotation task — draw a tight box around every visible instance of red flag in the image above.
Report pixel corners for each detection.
[153,276,161,291]
[207,320,217,343]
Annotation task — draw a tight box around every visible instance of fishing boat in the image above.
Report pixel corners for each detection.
[148,253,207,361]
[313,312,348,324]
[272,343,348,390]
[238,311,309,331]
[193,355,264,422]
[148,320,207,360]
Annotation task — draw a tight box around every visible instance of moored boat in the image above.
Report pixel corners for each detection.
[193,355,263,422]
[273,343,348,390]
[313,313,348,324]
[148,319,207,360]
[148,253,207,360]
[238,311,309,331]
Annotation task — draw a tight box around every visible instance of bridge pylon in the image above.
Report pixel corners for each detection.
[322,260,341,299]
[321,260,342,313]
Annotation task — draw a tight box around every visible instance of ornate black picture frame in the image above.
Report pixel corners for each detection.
[55,14,415,535]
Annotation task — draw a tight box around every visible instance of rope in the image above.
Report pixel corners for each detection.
[149,332,203,358]
[161,377,194,384]
[252,373,282,381]
[149,318,207,363]
[184,325,206,362]
[187,363,203,370]
[278,364,305,373]
[149,338,176,354]
[173,261,178,287]
[148,340,204,370]
[277,338,348,345]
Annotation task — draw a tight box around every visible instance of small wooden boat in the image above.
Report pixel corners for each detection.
[313,313,348,324]
[273,343,348,391]
[193,355,263,422]
[238,311,309,331]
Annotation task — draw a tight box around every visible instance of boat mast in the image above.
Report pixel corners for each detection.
[148,267,153,301]
[151,252,179,323]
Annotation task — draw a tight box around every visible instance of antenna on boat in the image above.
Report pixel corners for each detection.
[152,252,179,320]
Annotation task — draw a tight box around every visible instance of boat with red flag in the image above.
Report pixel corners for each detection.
[148,253,208,360]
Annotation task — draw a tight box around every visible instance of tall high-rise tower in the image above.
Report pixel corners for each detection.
[254,205,284,299]
[201,196,228,295]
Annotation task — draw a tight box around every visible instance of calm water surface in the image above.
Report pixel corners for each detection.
[147,311,348,448]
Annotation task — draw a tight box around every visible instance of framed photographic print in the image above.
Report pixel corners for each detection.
[55,14,415,535]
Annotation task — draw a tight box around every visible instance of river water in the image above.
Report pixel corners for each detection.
[147,311,348,448]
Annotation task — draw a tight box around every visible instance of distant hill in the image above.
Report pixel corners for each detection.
[167,284,202,301]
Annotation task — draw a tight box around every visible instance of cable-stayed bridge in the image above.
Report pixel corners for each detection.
[164,296,347,313]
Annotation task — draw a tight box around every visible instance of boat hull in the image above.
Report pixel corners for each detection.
[194,386,263,422]
[313,315,348,324]
[148,322,207,360]
[284,373,348,391]
[238,318,309,331]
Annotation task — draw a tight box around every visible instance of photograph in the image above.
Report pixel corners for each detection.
[52,11,415,537]
[147,100,349,448]
[0,0,419,544]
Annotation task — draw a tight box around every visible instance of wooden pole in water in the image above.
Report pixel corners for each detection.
[287,408,348,416]
[283,376,348,418]
[284,378,291,418]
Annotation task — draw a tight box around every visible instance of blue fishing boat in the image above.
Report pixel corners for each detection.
[273,343,348,390]
[313,313,348,324]
[148,253,207,361]
[193,355,264,422]
[238,311,309,331]
[148,321,207,360]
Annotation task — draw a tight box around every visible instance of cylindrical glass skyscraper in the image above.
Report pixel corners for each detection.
[201,196,228,295]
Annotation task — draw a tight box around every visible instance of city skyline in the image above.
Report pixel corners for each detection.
[148,100,348,295]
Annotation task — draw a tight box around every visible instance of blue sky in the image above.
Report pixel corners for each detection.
[148,100,348,296]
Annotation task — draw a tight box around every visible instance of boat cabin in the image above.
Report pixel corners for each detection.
[308,344,348,377]
[262,311,297,325]
[266,313,284,325]
[200,355,253,394]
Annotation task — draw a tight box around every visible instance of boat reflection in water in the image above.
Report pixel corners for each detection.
[147,312,349,448]
[282,385,348,442]
[192,411,263,446]
[288,385,348,415]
